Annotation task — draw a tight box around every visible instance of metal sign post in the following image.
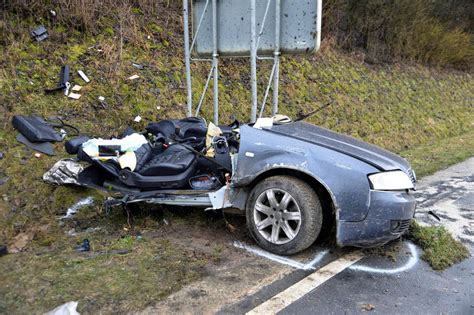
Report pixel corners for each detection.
[183,0,322,124]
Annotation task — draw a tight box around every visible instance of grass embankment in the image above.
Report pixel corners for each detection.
[0,6,473,314]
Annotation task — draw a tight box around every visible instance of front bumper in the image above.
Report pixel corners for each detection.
[337,190,416,247]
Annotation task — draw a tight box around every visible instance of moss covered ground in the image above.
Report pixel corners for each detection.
[0,9,473,314]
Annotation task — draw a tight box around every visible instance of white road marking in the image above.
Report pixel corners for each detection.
[233,241,329,271]
[349,242,419,274]
[246,252,364,315]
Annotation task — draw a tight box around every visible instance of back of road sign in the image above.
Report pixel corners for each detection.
[193,0,320,57]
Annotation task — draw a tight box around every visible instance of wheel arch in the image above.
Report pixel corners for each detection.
[246,167,338,243]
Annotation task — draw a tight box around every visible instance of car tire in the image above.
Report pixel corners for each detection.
[246,175,323,255]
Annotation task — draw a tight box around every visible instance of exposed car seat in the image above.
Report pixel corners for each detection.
[118,144,197,189]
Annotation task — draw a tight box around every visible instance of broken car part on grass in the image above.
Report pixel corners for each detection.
[12,115,79,155]
[31,25,48,42]
[44,115,417,255]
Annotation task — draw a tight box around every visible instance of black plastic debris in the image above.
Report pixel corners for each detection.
[0,245,7,257]
[75,239,90,252]
[31,25,48,42]
[45,65,71,95]
[428,210,441,221]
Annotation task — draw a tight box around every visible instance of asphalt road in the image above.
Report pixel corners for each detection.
[220,158,474,315]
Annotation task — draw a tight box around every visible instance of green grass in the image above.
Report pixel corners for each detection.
[400,130,474,178]
[408,221,470,270]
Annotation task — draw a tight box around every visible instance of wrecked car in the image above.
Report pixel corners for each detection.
[64,116,417,255]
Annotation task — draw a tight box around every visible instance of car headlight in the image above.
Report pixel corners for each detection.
[368,170,414,191]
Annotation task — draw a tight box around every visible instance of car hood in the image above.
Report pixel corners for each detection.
[269,122,411,172]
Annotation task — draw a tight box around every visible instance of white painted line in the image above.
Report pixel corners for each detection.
[233,241,329,271]
[247,252,364,315]
[349,242,419,274]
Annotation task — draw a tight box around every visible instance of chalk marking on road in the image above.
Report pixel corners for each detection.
[246,251,364,315]
[233,241,329,271]
[349,242,419,274]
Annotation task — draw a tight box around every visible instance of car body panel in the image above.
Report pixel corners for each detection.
[231,123,416,247]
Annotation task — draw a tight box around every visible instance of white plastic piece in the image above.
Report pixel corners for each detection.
[71,85,82,92]
[368,170,414,191]
[61,197,94,219]
[118,151,137,171]
[253,117,273,129]
[245,152,255,158]
[81,133,148,157]
[134,116,142,123]
[68,93,81,100]
[77,70,90,83]
[128,74,140,80]
[45,301,80,315]
[98,96,105,102]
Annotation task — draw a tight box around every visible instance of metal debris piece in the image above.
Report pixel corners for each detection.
[132,62,145,70]
[31,25,48,42]
[43,159,84,186]
[78,70,90,83]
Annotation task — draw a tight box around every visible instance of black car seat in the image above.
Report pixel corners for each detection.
[146,117,207,151]
[118,144,198,189]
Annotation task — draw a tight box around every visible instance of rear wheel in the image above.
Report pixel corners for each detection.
[246,176,323,255]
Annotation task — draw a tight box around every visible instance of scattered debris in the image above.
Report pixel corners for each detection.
[49,10,57,17]
[61,197,94,219]
[45,65,71,95]
[31,25,48,42]
[132,62,145,70]
[66,229,77,236]
[43,159,85,186]
[75,239,90,252]
[128,74,140,80]
[134,115,142,123]
[428,210,441,221]
[78,70,90,83]
[68,92,82,100]
[361,303,375,311]
[0,152,3,159]
[45,301,79,315]
[98,96,105,102]
[0,245,7,256]
[163,219,169,225]
[71,85,82,92]
[34,153,42,158]
[156,106,161,110]
[12,115,67,156]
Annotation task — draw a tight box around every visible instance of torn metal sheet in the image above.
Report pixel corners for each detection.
[208,186,233,210]
[43,159,84,186]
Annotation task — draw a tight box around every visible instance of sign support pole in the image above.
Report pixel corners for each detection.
[272,0,281,116]
[250,0,258,123]
[212,0,219,125]
[183,0,193,117]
